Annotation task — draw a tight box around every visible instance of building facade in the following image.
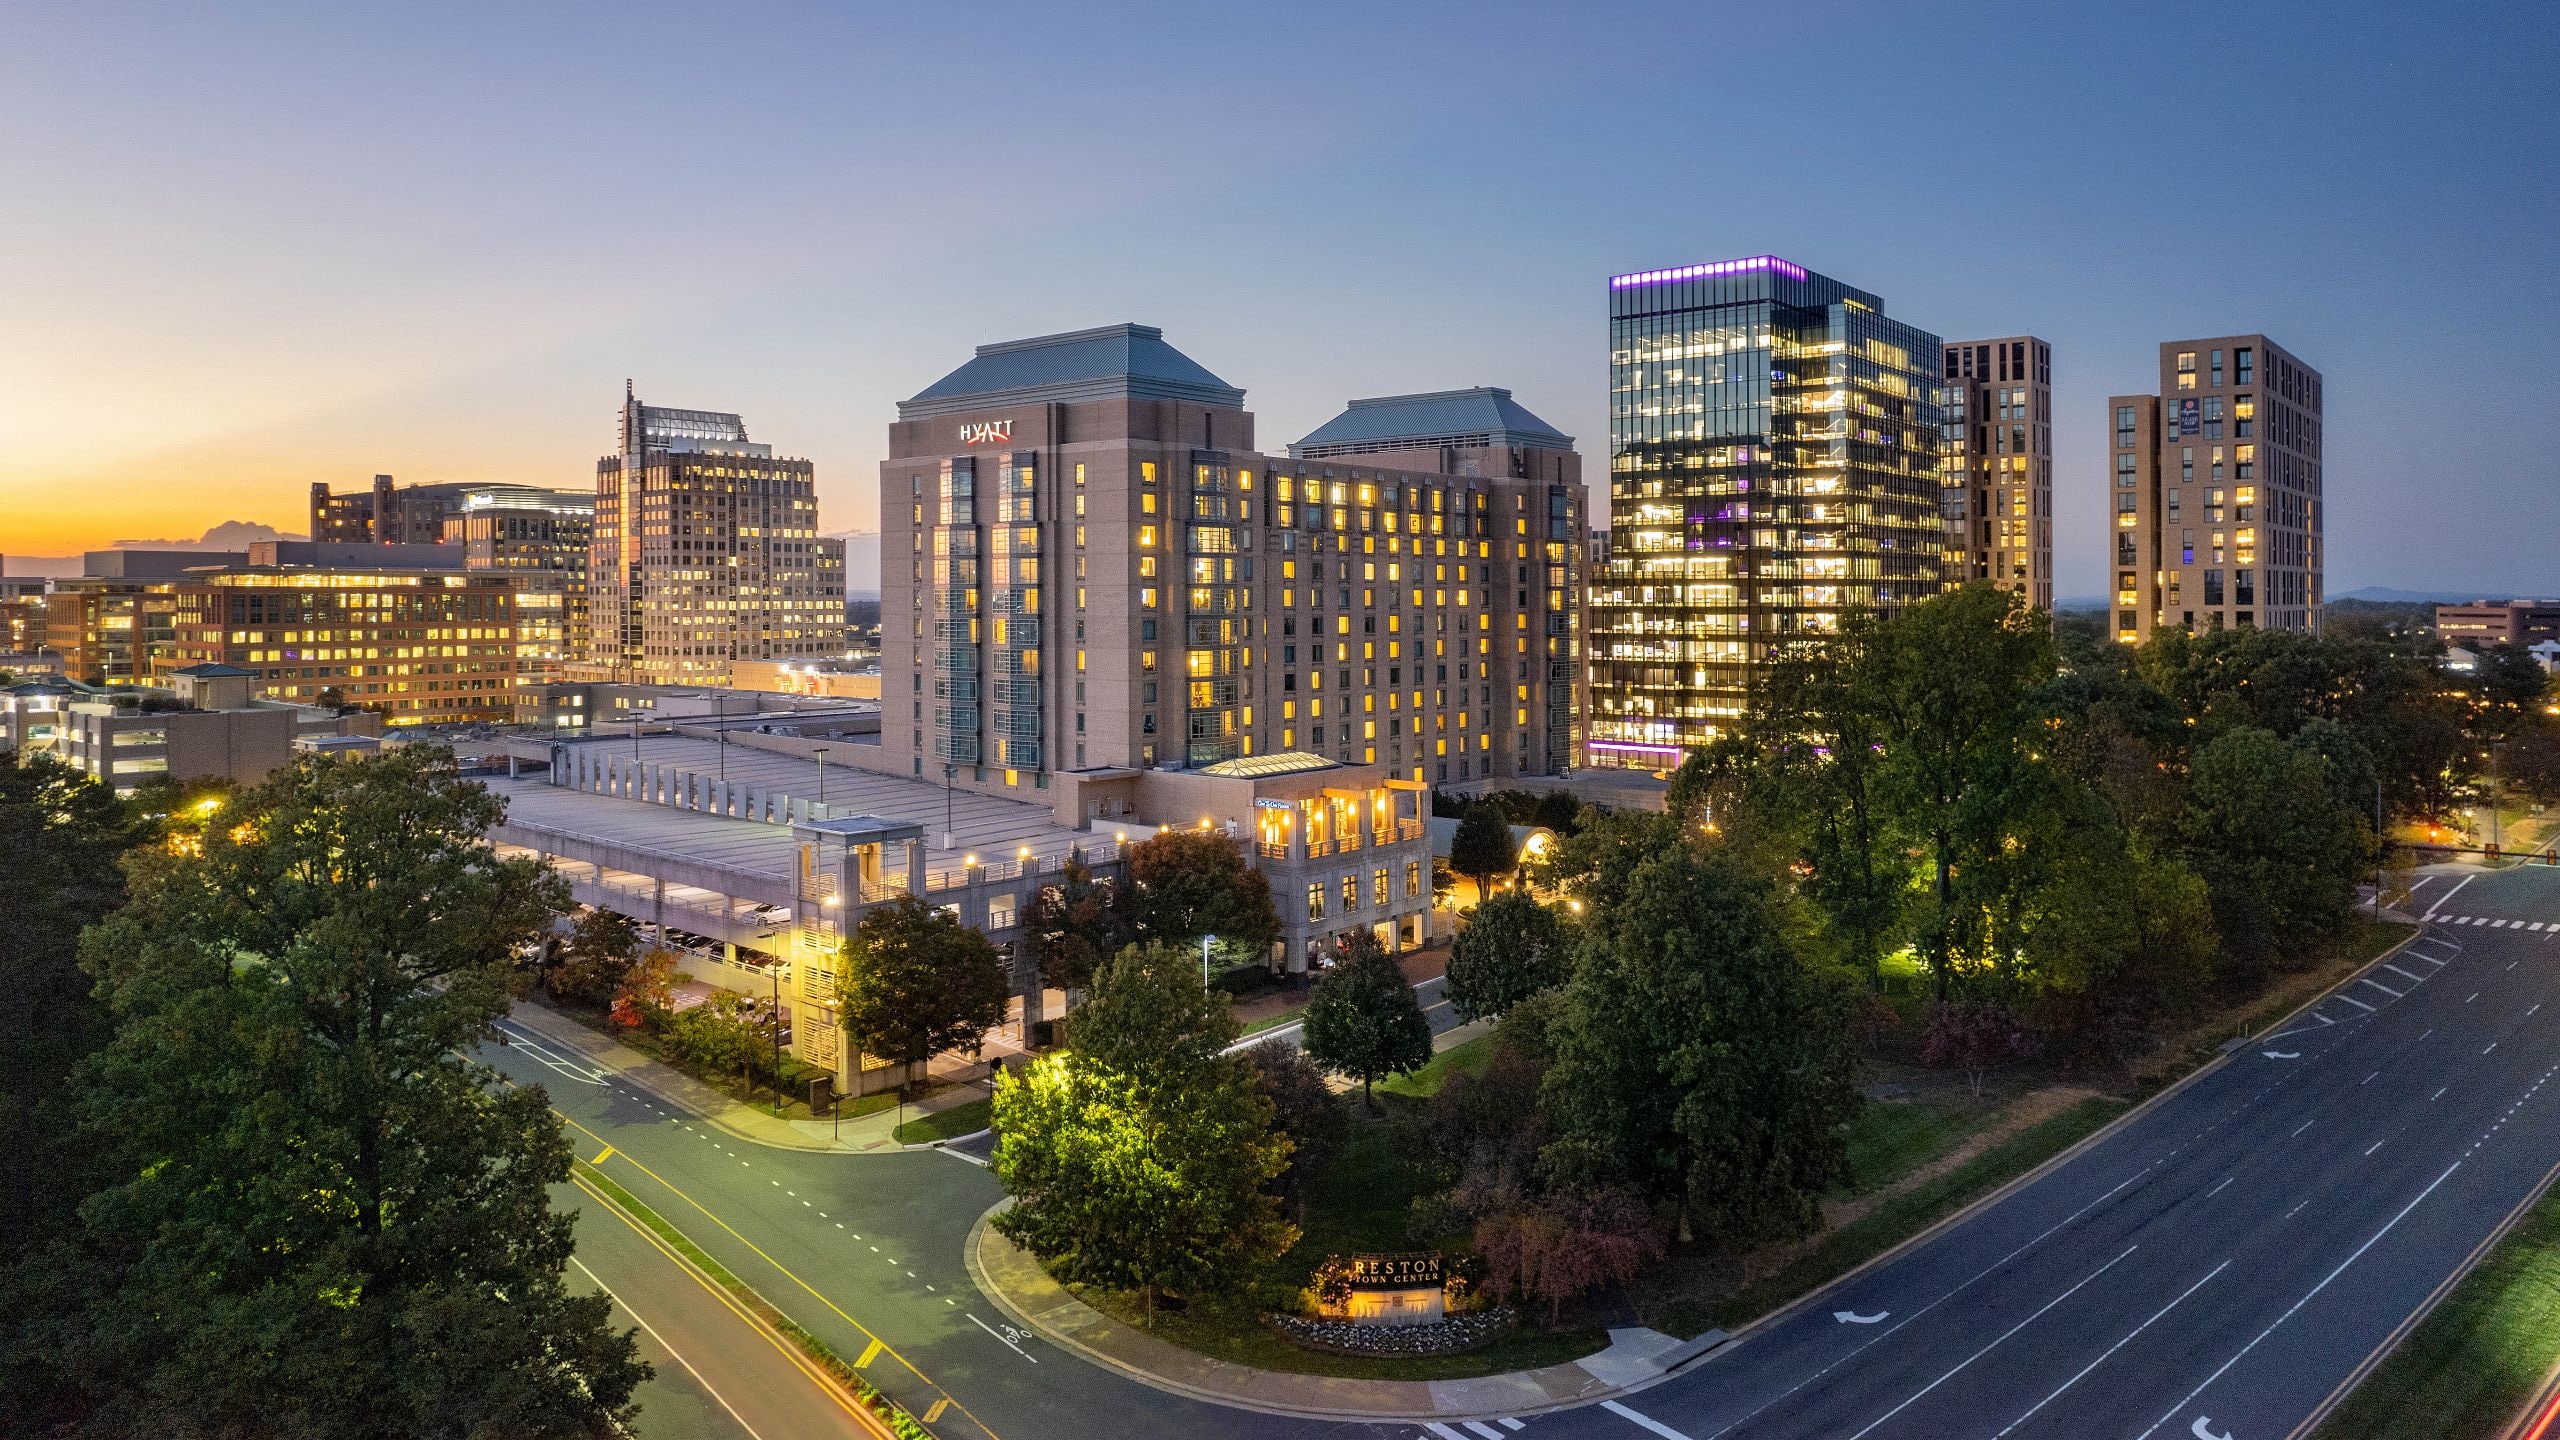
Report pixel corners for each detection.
[440,488,593,680]
[1939,336,2053,611]
[591,385,845,685]
[2436,600,2560,649]
[161,562,519,723]
[42,551,244,687]
[1587,256,1944,766]
[880,325,1584,802]
[2108,336,2323,641]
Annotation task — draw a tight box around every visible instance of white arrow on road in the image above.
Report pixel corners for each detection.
[2260,1050,2300,1060]
[2191,1418,2233,1440]
[1833,1309,1888,1325]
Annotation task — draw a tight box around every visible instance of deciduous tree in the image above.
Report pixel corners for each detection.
[1445,889,1572,1022]
[838,895,1009,1082]
[1123,829,1279,958]
[1023,855,1133,1002]
[1449,803,1518,896]
[1301,930,1433,1112]
[2182,727,2365,980]
[58,749,647,1436]
[1068,942,1237,1097]
[545,905,640,1009]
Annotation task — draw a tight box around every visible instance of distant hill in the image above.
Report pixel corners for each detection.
[110,520,304,550]
[2331,586,2522,605]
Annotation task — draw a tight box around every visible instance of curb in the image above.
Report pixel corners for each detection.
[1664,921,2434,1372]
[963,1202,1660,1424]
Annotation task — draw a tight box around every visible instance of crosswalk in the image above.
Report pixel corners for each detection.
[2423,915,2557,931]
[1423,1420,1529,1438]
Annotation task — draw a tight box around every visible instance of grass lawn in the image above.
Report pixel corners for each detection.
[1378,1032,1496,1099]
[893,1095,991,1144]
[1236,1006,1309,1039]
[2313,1179,2560,1440]
[1838,1096,1999,1197]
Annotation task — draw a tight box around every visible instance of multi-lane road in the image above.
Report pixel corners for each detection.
[494,862,2560,1440]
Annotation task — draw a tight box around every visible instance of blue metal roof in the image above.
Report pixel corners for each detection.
[899,324,1244,418]
[1290,387,1572,457]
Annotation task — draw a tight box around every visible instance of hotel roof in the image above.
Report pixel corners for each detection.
[900,324,1245,418]
[1291,387,1572,457]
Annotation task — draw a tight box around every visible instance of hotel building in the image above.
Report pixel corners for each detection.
[591,386,846,685]
[2109,336,2323,641]
[1939,336,2053,611]
[1587,256,1944,766]
[881,324,1584,794]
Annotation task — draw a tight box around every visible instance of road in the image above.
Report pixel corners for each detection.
[495,862,2560,1440]
[1530,862,2560,1440]
[561,1171,887,1439]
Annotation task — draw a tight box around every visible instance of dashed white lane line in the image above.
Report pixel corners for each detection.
[2135,1162,2464,1440]
[1599,1401,1696,1440]
[2285,1198,2312,1219]
[2206,1176,2235,1199]
[2486,1042,2501,1056]
[1991,1259,2232,1440]
[2469,993,2481,1003]
[2365,1139,2387,1156]
[2362,1071,2381,1086]
[2433,1087,2449,1101]
[1847,1247,2139,1440]
[2291,1119,2316,1138]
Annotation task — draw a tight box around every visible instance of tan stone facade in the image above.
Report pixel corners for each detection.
[2110,336,2323,641]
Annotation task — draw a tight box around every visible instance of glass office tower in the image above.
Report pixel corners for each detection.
[1587,256,1943,767]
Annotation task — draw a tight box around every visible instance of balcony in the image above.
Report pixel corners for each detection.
[934,648,979,674]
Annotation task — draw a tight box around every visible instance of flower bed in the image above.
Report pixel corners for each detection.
[1264,1308,1515,1357]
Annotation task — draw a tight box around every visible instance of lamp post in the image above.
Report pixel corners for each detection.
[814,745,830,808]
[770,961,783,1118]
[942,762,957,850]
[823,893,844,1141]
[1201,933,1215,988]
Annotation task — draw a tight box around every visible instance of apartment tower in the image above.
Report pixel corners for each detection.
[590,385,845,684]
[1587,256,1943,766]
[1939,336,2053,611]
[2108,337,2322,641]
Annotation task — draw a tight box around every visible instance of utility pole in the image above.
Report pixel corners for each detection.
[770,962,783,1117]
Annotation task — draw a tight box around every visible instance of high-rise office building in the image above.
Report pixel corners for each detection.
[591,385,845,685]
[1587,256,1944,767]
[881,324,1584,797]
[440,488,593,680]
[1939,336,2053,611]
[2107,336,2322,641]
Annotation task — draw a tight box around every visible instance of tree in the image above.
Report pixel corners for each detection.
[1123,828,1279,958]
[1238,1040,1349,1211]
[1301,930,1433,1112]
[1069,942,1237,1096]
[1445,889,1572,1022]
[2182,727,2365,981]
[612,946,680,1028]
[1473,1186,1664,1325]
[1532,790,1585,836]
[991,1048,1295,1322]
[0,751,144,1418]
[546,905,640,1008]
[1023,855,1132,1001]
[55,748,647,1435]
[1919,1000,2038,1097]
[838,894,1009,1082]
[661,990,769,1093]
[1541,846,1861,1249]
[1449,803,1518,896]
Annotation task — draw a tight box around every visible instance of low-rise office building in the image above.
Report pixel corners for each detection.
[2436,600,2560,649]
[160,557,519,724]
[23,664,383,794]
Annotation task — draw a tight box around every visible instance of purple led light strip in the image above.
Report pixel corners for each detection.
[1610,255,1808,289]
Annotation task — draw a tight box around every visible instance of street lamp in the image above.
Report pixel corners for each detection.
[942,762,957,850]
[814,745,830,808]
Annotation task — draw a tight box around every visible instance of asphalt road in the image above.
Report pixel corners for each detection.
[488,862,2560,1440]
[560,1172,886,1439]
[1531,862,2560,1440]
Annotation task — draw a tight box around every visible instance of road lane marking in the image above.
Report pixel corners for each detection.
[2384,963,2424,984]
[967,1313,1039,1364]
[2366,1139,2386,1156]
[925,1399,950,1424]
[1992,1259,2231,1438]
[588,1145,615,1166]
[2362,1071,2380,1086]
[568,1255,775,1440]
[2291,1119,2316,1138]
[1847,1246,2137,1440]
[2134,1161,2463,1440]
[1502,1422,1528,1432]
[2434,1087,2449,1100]
[856,1338,883,1369]
[1465,1423,1509,1439]
[2487,1042,2501,1055]
[2437,874,2475,912]
[1425,1425,1470,1440]
[549,1113,998,1440]
[2362,977,2403,999]
[2206,1176,2235,1198]
[2336,993,2376,1013]
[1599,1401,1695,1440]
[2469,993,2480,1003]
[2285,1198,2311,1218]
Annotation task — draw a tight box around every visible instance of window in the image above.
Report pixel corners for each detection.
[1373,867,1390,906]
[1342,873,1360,912]
[2236,347,2254,385]
[1405,860,1422,898]
[2175,352,2197,391]
[2115,406,2136,447]
[1307,881,1326,921]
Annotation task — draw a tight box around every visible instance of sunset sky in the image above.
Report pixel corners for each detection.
[4,2,2553,596]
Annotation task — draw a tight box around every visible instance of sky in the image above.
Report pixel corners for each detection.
[3,1,2554,597]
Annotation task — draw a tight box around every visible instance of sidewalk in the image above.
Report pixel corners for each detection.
[501,998,986,1155]
[1229,939,1453,1037]
[965,1202,1714,1422]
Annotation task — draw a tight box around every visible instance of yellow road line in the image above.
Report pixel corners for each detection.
[925,1398,951,1424]
[856,1338,885,1369]
[559,1111,1001,1440]
[570,1172,893,1439]
[590,1144,616,1166]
